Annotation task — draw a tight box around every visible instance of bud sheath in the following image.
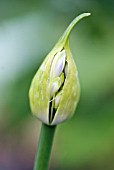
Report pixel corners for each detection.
[29,13,91,125]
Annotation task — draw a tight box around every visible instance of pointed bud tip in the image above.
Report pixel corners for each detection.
[79,12,91,18]
[85,12,91,16]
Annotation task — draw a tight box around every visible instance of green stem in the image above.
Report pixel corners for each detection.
[33,123,56,170]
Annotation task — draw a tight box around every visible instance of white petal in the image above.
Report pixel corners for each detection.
[50,50,66,78]
[55,93,61,108]
[50,82,59,97]
[54,51,66,77]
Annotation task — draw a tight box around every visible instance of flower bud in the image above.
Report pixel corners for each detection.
[50,73,64,98]
[50,50,66,78]
[29,13,91,125]
[54,91,62,109]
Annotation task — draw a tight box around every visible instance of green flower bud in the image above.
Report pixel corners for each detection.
[29,13,91,125]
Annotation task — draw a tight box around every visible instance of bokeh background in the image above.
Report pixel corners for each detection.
[0,0,114,170]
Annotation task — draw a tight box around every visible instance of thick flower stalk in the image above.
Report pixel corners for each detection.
[29,13,91,126]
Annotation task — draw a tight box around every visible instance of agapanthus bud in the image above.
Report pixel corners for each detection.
[29,13,91,125]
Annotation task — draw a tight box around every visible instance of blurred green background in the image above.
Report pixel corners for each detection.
[0,0,114,170]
